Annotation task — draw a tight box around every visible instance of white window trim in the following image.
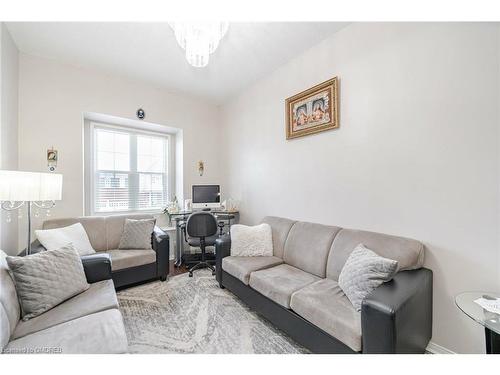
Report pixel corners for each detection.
[84,119,175,216]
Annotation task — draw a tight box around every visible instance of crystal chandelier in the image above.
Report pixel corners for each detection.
[169,22,229,68]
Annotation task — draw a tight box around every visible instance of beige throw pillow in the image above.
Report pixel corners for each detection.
[118,218,156,250]
[6,244,90,320]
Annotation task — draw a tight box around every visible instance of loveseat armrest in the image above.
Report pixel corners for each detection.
[152,226,169,281]
[361,268,433,353]
[81,253,112,283]
[215,234,231,287]
[18,240,46,256]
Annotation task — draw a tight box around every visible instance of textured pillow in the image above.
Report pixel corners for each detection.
[118,218,156,250]
[6,244,89,321]
[230,223,273,257]
[35,223,96,256]
[339,244,398,312]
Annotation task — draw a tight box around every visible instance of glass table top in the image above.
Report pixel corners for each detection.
[455,292,500,334]
[169,210,239,218]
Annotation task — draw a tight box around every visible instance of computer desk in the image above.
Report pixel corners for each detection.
[169,210,240,267]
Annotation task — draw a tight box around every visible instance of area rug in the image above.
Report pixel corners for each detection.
[117,270,308,354]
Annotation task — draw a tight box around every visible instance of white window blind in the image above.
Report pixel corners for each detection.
[91,123,169,214]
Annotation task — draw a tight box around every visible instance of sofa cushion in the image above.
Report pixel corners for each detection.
[249,264,320,308]
[290,278,362,352]
[4,309,128,354]
[261,216,296,258]
[6,245,89,320]
[43,217,107,251]
[327,228,424,281]
[105,214,153,251]
[106,249,156,271]
[283,222,341,278]
[222,256,283,284]
[0,250,20,340]
[12,279,118,340]
[1,304,10,351]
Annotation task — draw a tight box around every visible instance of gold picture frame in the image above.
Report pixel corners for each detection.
[285,77,339,140]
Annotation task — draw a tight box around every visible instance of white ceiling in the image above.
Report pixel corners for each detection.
[6,22,348,104]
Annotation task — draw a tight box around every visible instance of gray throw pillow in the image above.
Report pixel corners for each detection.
[339,244,398,312]
[6,244,89,321]
[118,218,156,250]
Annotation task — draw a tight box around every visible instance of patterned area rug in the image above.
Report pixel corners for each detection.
[117,270,308,354]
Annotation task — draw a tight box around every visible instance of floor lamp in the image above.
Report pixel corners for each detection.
[0,170,63,255]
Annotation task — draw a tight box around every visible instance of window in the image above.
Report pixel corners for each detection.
[89,123,169,214]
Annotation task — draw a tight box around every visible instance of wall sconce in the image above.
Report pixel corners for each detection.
[47,147,58,172]
[198,161,204,176]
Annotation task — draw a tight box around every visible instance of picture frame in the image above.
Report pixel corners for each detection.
[285,77,339,140]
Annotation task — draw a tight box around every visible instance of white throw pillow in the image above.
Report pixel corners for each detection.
[36,223,96,256]
[230,223,273,257]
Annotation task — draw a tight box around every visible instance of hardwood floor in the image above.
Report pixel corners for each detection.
[168,259,216,277]
[169,260,189,276]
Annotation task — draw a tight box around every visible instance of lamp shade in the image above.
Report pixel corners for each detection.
[0,170,63,202]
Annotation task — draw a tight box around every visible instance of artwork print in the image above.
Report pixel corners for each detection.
[285,77,338,139]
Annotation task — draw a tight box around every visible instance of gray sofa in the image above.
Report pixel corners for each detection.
[36,214,169,289]
[216,216,433,354]
[0,250,128,354]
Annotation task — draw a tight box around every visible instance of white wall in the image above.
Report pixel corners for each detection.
[18,54,223,239]
[0,23,19,255]
[220,23,500,354]
[1,24,2,252]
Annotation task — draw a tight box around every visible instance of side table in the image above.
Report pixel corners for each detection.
[455,291,500,354]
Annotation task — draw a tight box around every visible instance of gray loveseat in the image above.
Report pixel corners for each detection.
[36,214,169,289]
[216,216,433,354]
[0,250,128,354]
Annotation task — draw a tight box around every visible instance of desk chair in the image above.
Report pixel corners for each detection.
[214,213,236,236]
[183,212,218,277]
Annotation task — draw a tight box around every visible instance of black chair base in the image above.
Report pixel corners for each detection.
[189,261,216,277]
[182,252,216,267]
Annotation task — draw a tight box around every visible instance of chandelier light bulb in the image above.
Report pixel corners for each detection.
[169,22,229,68]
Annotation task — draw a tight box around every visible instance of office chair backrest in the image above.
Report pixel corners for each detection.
[186,212,218,238]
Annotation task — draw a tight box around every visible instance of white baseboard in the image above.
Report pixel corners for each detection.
[426,341,456,354]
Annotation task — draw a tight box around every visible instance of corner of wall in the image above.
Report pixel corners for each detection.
[0,22,20,255]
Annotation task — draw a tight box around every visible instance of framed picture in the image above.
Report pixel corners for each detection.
[285,77,339,139]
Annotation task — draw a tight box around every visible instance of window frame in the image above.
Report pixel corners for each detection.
[86,121,173,216]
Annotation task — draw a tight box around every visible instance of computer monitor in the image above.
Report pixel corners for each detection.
[192,185,221,209]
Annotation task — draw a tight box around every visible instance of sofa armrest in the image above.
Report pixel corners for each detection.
[361,268,433,353]
[17,240,46,256]
[152,226,169,281]
[215,234,231,287]
[81,253,112,284]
